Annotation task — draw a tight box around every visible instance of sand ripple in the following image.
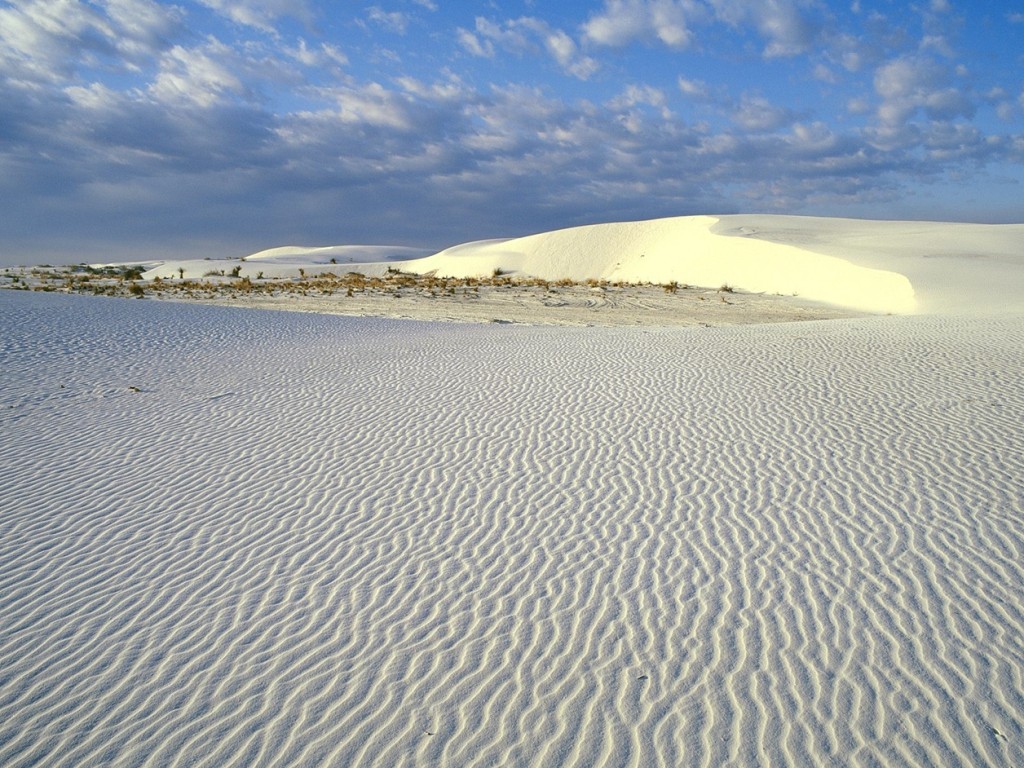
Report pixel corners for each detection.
[1,293,1022,766]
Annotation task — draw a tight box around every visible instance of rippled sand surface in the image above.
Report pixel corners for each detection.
[195,281,860,327]
[1,292,1022,766]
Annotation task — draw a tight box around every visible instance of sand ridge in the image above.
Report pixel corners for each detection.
[1,292,1022,766]
[7,214,1022,321]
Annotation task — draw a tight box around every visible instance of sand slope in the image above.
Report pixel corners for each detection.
[411,216,917,314]
[139,215,1024,316]
[2,291,1022,766]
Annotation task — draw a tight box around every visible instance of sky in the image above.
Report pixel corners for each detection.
[2,1,1023,265]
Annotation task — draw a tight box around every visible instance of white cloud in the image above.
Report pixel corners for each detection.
[457,28,494,58]
[677,77,711,100]
[842,51,863,71]
[102,0,184,60]
[287,38,348,68]
[149,41,246,107]
[396,74,469,103]
[583,0,702,48]
[873,55,974,130]
[0,0,179,85]
[920,34,953,57]
[458,17,598,79]
[584,0,820,57]
[543,28,600,79]
[329,82,415,130]
[732,94,795,131]
[0,0,104,84]
[787,121,837,152]
[609,84,669,114]
[813,63,836,83]
[470,17,530,50]
[195,0,314,34]
[367,7,410,35]
[3,0,1022,259]
[847,97,871,115]
[707,0,818,57]
[64,81,123,110]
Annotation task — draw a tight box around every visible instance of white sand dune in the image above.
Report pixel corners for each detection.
[409,216,920,314]
[144,245,430,281]
[139,215,1024,316]
[1,282,1023,766]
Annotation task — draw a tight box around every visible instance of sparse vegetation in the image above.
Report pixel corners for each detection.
[0,263,755,316]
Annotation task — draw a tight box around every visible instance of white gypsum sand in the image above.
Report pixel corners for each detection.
[12,214,1021,323]
[0,215,1023,766]
[120,214,1017,322]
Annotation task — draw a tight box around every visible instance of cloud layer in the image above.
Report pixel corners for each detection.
[1,0,1022,263]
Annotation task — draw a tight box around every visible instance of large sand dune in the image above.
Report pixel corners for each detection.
[2,284,1022,765]
[138,214,1024,316]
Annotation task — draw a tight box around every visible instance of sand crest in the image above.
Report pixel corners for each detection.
[1,289,1022,766]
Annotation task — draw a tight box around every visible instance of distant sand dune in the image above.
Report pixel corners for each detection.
[131,214,1024,317]
[1,292,1022,766]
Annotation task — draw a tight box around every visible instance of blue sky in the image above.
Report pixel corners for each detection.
[1,0,1023,264]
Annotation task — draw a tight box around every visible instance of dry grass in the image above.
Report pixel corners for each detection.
[3,264,713,306]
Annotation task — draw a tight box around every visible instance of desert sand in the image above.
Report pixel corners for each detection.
[1,215,1022,766]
